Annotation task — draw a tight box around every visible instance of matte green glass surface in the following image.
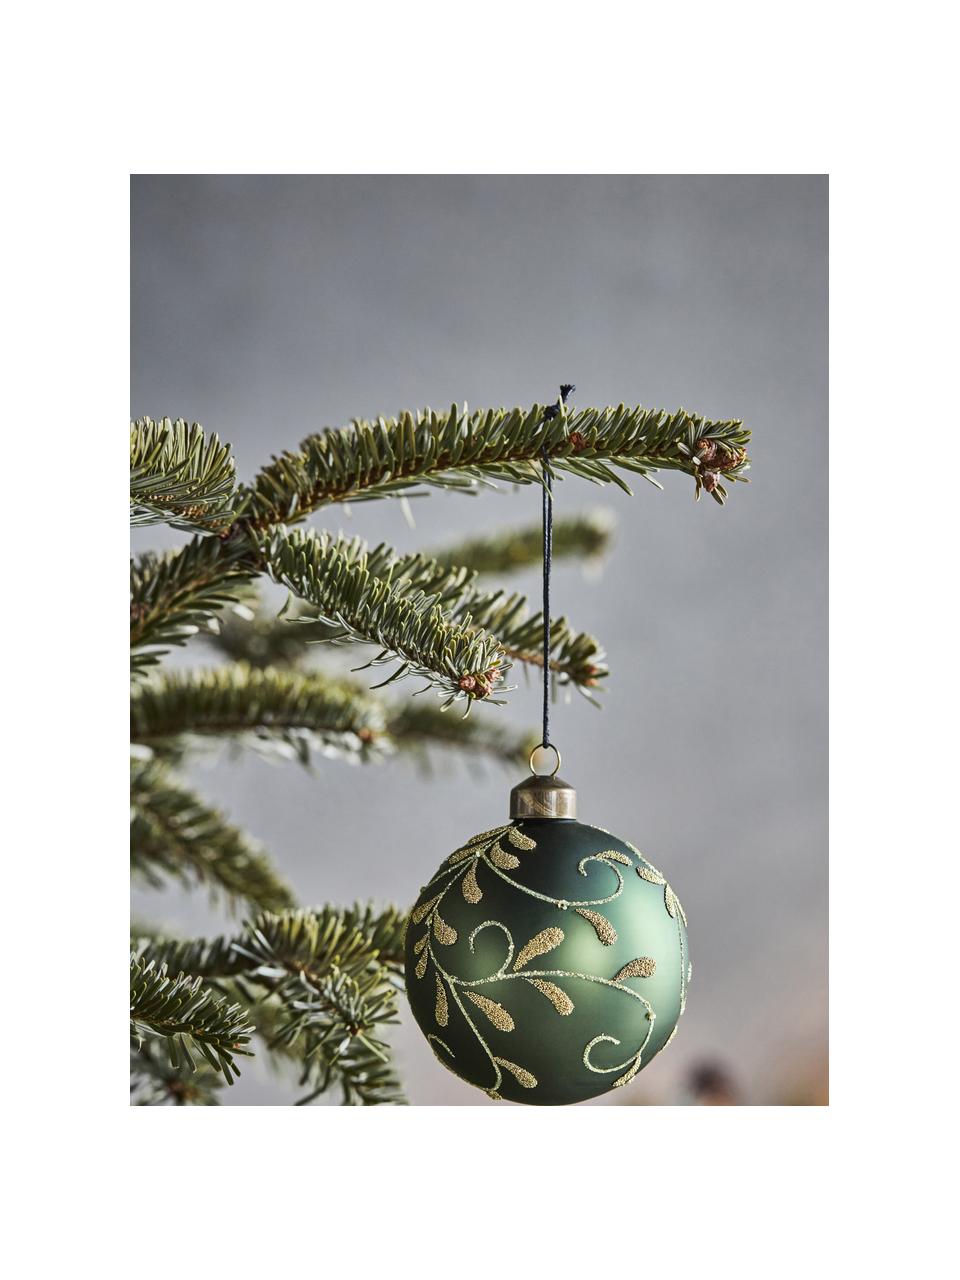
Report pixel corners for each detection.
[404,818,689,1105]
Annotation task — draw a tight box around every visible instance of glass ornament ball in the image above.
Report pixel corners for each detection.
[404,771,690,1105]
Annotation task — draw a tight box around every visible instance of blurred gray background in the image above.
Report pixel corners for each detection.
[131,175,827,1105]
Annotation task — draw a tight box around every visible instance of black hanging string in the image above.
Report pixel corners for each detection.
[540,443,553,749]
[539,384,575,752]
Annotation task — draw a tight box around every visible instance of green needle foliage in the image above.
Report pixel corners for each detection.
[129,391,751,1104]
[131,1037,225,1106]
[130,954,254,1083]
[131,536,254,678]
[431,511,615,576]
[131,418,240,532]
[242,401,749,526]
[135,907,408,1104]
[131,760,295,912]
[131,664,387,765]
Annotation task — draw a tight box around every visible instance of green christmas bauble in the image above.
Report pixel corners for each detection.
[404,771,690,1105]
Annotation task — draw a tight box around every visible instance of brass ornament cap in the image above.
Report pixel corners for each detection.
[510,773,578,820]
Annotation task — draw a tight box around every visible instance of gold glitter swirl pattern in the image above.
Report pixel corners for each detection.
[665,886,688,926]
[412,893,441,923]
[494,1057,537,1089]
[513,926,565,971]
[506,827,536,850]
[465,990,515,1032]
[613,957,657,981]
[637,865,666,886]
[433,912,457,944]
[488,841,521,870]
[408,821,684,1100]
[575,907,618,945]
[435,974,448,1026]
[525,978,575,1015]
[461,861,483,903]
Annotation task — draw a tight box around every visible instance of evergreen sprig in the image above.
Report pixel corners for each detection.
[131,536,254,678]
[232,912,404,1105]
[430,511,614,576]
[134,905,407,982]
[242,401,750,526]
[130,665,387,764]
[131,417,240,532]
[130,1039,224,1106]
[266,528,509,706]
[136,909,407,1105]
[131,760,295,912]
[130,954,255,1083]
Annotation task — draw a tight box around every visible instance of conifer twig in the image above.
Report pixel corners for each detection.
[429,511,614,576]
[242,401,750,527]
[130,666,387,764]
[131,761,295,912]
[131,417,240,532]
[130,955,255,1083]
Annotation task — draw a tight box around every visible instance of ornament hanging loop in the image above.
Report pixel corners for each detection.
[529,743,562,778]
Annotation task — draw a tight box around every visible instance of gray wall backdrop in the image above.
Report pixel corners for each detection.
[131,175,827,1105]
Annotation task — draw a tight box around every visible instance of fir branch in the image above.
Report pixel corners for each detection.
[130,760,295,913]
[130,665,387,765]
[242,401,750,526]
[135,905,407,982]
[131,417,240,532]
[429,511,614,576]
[130,1039,224,1106]
[130,536,254,678]
[335,904,407,972]
[213,533,603,694]
[135,908,407,1104]
[130,954,254,1083]
[232,911,405,1105]
[132,931,248,980]
[266,528,508,706]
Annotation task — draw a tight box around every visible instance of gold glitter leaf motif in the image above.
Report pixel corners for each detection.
[468,825,511,846]
[447,845,479,865]
[413,933,428,955]
[576,908,618,945]
[506,827,536,851]
[462,861,483,904]
[465,991,515,1031]
[637,865,666,886]
[525,978,574,1016]
[411,894,441,924]
[433,912,457,945]
[598,849,632,865]
[664,887,688,926]
[513,926,565,971]
[494,1057,537,1089]
[435,974,448,1026]
[488,842,520,870]
[613,1059,641,1089]
[614,957,657,981]
[415,948,428,979]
